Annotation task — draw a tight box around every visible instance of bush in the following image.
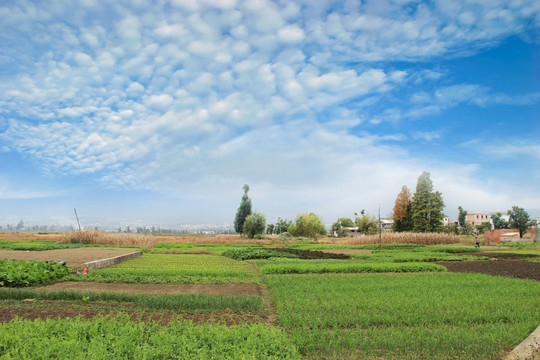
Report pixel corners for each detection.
[0,259,70,287]
[222,248,298,260]
[242,212,266,239]
[288,213,326,239]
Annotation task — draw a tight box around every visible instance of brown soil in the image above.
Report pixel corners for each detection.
[438,259,540,281]
[34,281,262,296]
[319,249,373,255]
[0,249,137,269]
[0,300,268,326]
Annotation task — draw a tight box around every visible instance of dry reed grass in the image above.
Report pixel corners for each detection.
[60,230,158,248]
[319,232,460,245]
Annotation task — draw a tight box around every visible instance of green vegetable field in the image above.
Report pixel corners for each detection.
[1,236,539,359]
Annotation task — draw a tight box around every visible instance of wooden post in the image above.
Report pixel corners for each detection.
[74,208,82,246]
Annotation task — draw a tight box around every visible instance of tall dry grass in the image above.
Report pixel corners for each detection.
[320,232,461,245]
[60,230,158,248]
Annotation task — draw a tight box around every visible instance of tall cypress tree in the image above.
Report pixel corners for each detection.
[410,171,445,232]
[234,184,252,234]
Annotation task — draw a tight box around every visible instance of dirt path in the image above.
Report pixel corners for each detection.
[0,249,137,269]
[35,281,262,295]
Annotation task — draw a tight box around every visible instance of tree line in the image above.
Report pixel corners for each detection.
[235,171,537,239]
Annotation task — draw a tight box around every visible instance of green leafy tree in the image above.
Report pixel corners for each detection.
[475,222,492,234]
[457,206,467,227]
[234,184,252,234]
[507,206,532,238]
[288,213,326,239]
[492,212,509,229]
[266,224,275,235]
[242,212,266,239]
[275,218,291,234]
[392,186,413,232]
[330,217,354,237]
[355,211,378,235]
[410,171,445,233]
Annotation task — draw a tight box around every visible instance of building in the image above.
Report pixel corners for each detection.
[465,213,491,227]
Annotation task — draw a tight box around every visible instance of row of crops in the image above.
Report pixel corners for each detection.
[1,237,539,359]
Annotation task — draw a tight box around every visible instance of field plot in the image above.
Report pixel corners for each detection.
[65,253,258,283]
[0,248,139,269]
[0,315,300,359]
[265,272,540,360]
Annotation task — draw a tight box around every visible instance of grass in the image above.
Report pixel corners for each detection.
[0,238,79,251]
[65,253,258,283]
[0,288,262,312]
[264,272,540,360]
[0,315,300,359]
[260,261,446,274]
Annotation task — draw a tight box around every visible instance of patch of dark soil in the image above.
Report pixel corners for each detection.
[0,300,269,326]
[459,252,539,259]
[438,260,540,281]
[35,282,262,296]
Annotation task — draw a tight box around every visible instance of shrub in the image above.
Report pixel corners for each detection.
[222,248,298,261]
[0,259,70,287]
[242,212,266,239]
[288,213,326,239]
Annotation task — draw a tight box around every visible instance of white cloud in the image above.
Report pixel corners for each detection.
[0,0,539,223]
[278,24,305,43]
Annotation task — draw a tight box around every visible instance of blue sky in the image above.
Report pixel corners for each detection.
[0,0,539,228]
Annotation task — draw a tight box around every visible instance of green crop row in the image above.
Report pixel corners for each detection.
[0,288,262,312]
[112,253,255,272]
[260,261,446,274]
[264,273,540,359]
[0,259,70,287]
[64,268,256,284]
[0,239,78,251]
[0,315,300,359]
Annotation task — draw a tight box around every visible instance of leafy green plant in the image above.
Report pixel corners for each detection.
[222,248,298,260]
[0,259,70,287]
[0,315,300,359]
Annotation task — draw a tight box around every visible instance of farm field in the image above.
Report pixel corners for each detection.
[0,232,539,359]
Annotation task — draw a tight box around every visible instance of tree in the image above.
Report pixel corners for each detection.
[234,184,252,234]
[492,212,509,229]
[457,206,467,227]
[392,186,412,232]
[475,222,492,234]
[275,218,291,234]
[355,211,378,235]
[266,224,275,235]
[507,206,532,238]
[243,212,266,239]
[330,217,354,237]
[410,171,445,233]
[288,213,326,239]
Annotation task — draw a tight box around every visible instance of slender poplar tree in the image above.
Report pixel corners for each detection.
[234,184,252,234]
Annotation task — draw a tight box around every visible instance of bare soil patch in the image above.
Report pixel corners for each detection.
[0,301,268,326]
[35,281,262,296]
[438,260,540,281]
[0,248,137,270]
[319,249,373,255]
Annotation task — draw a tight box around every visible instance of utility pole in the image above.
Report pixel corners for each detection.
[74,208,82,246]
[378,204,382,249]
